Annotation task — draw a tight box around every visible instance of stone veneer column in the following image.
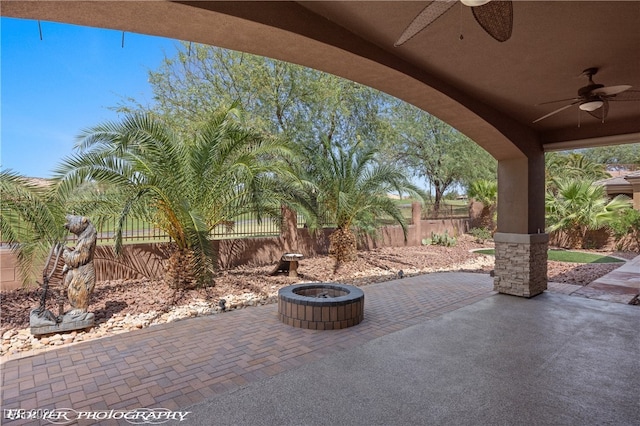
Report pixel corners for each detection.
[493,232,548,298]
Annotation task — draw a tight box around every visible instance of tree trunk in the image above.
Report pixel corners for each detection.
[564,228,584,249]
[433,186,444,216]
[479,205,495,230]
[328,228,357,270]
[165,246,200,289]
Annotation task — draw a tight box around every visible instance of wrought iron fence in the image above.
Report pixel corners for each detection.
[3,203,469,246]
[55,213,284,244]
[91,217,171,243]
[296,211,335,229]
[209,215,281,239]
[422,203,469,219]
[394,202,470,222]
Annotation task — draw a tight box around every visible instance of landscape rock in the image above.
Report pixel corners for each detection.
[2,330,17,340]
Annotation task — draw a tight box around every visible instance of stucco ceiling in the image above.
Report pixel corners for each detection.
[2,1,639,161]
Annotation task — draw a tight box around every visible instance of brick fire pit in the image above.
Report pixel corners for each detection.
[278,283,364,330]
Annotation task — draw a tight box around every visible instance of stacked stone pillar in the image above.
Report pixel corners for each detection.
[493,233,548,298]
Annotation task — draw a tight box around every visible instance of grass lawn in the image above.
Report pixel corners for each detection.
[474,249,625,264]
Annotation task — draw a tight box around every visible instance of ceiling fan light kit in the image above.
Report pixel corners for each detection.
[579,100,604,112]
[460,0,490,6]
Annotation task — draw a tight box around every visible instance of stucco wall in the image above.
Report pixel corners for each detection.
[1,219,468,291]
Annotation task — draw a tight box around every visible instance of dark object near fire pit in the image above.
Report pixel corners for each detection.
[278,283,364,330]
[270,253,304,277]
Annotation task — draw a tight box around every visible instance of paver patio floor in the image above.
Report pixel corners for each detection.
[1,272,494,423]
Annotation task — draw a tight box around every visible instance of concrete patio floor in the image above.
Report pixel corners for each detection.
[572,254,640,304]
[187,291,640,426]
[1,271,638,425]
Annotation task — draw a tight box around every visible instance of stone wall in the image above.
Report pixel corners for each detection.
[493,232,548,298]
[0,251,20,290]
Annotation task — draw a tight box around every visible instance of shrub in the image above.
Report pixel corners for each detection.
[545,179,631,249]
[469,227,493,244]
[608,209,640,251]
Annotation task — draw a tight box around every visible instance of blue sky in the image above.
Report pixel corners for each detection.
[1,17,178,178]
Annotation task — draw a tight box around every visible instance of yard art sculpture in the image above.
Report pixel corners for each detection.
[30,215,97,336]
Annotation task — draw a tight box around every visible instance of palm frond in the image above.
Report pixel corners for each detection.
[0,170,66,285]
[52,109,295,285]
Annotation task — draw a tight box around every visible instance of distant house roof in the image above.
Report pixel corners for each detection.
[594,176,631,186]
[594,171,640,196]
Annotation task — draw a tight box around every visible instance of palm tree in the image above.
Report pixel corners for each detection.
[0,170,67,285]
[54,107,293,288]
[545,152,610,193]
[289,138,424,269]
[467,179,497,231]
[545,178,631,248]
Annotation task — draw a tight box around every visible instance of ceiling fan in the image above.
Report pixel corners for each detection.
[394,0,513,47]
[532,68,640,124]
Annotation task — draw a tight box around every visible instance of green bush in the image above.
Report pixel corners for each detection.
[469,227,493,244]
[608,209,640,251]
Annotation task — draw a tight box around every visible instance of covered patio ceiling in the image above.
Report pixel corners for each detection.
[3,1,639,161]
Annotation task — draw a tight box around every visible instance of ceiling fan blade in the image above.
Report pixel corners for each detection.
[472,0,513,42]
[605,89,640,101]
[532,102,577,124]
[592,85,632,96]
[586,99,609,121]
[394,0,457,46]
[536,97,581,106]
